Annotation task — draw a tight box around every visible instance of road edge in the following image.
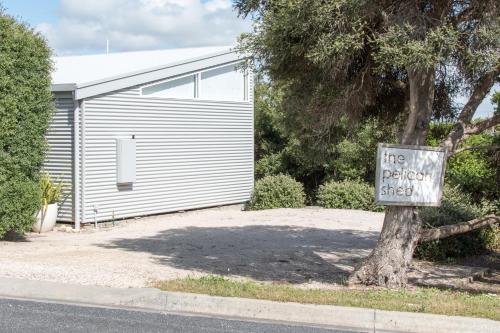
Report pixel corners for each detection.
[0,277,497,333]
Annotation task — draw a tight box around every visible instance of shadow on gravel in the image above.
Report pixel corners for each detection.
[98,225,378,284]
[1,231,30,242]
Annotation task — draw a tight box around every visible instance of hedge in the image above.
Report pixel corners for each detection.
[0,10,53,238]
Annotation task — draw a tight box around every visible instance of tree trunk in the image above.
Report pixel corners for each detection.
[348,67,435,288]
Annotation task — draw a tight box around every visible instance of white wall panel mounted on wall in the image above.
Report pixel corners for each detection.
[116,138,136,184]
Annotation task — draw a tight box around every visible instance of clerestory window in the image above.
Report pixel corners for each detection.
[141,62,247,102]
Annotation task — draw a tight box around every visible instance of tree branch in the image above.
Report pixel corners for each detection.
[448,143,500,157]
[458,67,499,124]
[419,215,499,242]
[441,66,499,154]
[464,113,500,136]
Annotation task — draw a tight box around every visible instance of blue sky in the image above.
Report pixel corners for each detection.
[2,0,58,26]
[1,0,496,118]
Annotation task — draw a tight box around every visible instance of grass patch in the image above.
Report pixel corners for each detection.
[153,275,500,321]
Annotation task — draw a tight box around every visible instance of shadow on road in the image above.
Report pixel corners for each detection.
[98,225,379,284]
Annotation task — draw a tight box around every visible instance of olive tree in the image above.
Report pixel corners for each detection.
[236,0,499,287]
[0,8,54,237]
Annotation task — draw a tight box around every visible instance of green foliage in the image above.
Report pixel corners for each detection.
[246,174,305,210]
[253,79,288,179]
[492,91,500,114]
[415,186,499,261]
[374,23,460,72]
[253,78,335,196]
[332,118,398,182]
[421,125,499,259]
[40,173,63,205]
[317,180,383,212]
[426,122,454,146]
[0,10,53,238]
[446,134,498,201]
[426,123,499,202]
[254,78,399,199]
[0,176,40,237]
[254,78,287,160]
[237,0,499,134]
[255,152,285,179]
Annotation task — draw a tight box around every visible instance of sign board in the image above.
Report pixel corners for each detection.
[375,144,446,206]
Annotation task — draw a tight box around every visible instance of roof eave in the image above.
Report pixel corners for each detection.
[51,83,77,92]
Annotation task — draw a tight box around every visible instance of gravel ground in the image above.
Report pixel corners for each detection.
[0,206,383,288]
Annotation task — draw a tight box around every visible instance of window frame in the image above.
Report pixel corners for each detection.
[140,72,198,99]
[139,61,249,103]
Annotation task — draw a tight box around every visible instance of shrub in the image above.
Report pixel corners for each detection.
[0,11,53,238]
[415,186,500,261]
[246,175,305,210]
[316,180,383,212]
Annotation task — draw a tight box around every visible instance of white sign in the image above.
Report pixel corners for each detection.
[375,144,446,206]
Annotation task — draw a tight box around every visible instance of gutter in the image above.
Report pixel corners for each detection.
[51,83,77,92]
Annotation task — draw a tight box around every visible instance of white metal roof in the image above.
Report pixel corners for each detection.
[52,46,233,85]
[51,45,247,99]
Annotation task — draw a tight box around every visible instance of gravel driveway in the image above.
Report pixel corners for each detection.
[0,206,383,288]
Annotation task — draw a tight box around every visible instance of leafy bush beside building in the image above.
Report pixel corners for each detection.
[0,10,53,238]
[246,175,305,210]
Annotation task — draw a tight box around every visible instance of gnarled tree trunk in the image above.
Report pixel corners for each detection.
[348,67,435,288]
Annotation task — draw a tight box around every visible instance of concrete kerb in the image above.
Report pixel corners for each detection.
[0,277,497,333]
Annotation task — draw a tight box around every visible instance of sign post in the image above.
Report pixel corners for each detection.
[375,144,447,207]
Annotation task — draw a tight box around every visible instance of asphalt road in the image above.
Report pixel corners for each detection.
[0,298,360,333]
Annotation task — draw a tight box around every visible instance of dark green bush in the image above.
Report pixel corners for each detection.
[0,10,53,238]
[415,186,499,261]
[316,180,383,212]
[246,175,305,210]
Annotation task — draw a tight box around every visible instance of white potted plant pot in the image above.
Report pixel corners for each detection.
[32,203,58,233]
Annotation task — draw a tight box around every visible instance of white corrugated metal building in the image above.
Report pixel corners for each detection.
[47,46,254,228]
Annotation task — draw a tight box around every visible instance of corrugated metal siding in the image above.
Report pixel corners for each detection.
[81,85,254,222]
[43,92,74,222]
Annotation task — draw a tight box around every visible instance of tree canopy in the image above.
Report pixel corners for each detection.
[236,0,499,143]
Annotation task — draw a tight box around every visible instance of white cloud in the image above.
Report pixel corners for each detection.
[37,0,250,55]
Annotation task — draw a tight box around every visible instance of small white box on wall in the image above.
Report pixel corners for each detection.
[116,138,136,184]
